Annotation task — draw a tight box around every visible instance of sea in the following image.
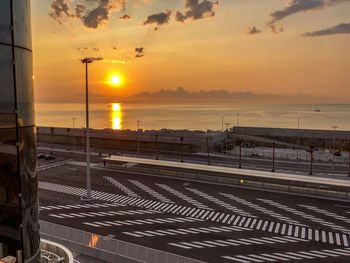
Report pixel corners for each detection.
[35,103,350,131]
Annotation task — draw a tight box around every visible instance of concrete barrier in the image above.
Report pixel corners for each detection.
[40,221,205,263]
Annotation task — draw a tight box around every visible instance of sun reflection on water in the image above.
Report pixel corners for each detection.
[111,103,122,130]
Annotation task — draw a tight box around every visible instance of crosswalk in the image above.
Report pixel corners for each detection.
[222,247,350,262]
[104,176,140,198]
[38,182,350,247]
[156,184,211,209]
[299,204,350,225]
[83,216,204,228]
[123,225,250,238]
[49,209,162,219]
[259,198,350,233]
[169,236,308,249]
[129,180,173,203]
[220,193,301,225]
[40,202,122,211]
[186,188,253,217]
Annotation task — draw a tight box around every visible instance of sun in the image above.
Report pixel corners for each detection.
[111,75,122,86]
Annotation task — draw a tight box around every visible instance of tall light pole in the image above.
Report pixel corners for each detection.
[225,122,230,152]
[136,120,141,154]
[80,57,103,203]
[221,116,224,132]
[72,117,76,129]
[296,118,300,160]
[332,126,338,176]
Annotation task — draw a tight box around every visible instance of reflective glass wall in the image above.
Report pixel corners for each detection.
[0,1,40,262]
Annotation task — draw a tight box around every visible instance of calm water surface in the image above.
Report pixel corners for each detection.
[35,103,350,131]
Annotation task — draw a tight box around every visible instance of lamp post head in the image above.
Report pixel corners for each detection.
[81,57,103,64]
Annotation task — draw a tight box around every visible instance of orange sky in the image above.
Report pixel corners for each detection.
[32,0,350,103]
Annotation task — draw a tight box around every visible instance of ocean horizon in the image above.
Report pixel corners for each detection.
[35,102,350,132]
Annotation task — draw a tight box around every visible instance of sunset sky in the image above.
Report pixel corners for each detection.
[32,0,350,103]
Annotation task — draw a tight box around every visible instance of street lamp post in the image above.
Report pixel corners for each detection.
[80,57,103,203]
[155,134,159,160]
[332,126,338,176]
[309,145,315,175]
[180,136,184,163]
[137,120,141,154]
[221,116,224,132]
[225,122,230,152]
[206,137,211,165]
[72,118,76,154]
[296,118,300,160]
[238,140,242,169]
[272,142,276,172]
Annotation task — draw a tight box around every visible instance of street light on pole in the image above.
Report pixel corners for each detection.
[136,120,141,154]
[225,122,230,152]
[296,118,300,160]
[332,125,338,176]
[80,57,103,203]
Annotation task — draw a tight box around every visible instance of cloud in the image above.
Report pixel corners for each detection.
[102,59,129,64]
[81,0,126,29]
[303,22,350,36]
[269,0,349,24]
[49,0,74,23]
[175,0,219,23]
[143,10,172,27]
[247,26,262,35]
[120,14,131,19]
[49,0,126,29]
[270,24,284,33]
[135,47,145,57]
[75,4,86,18]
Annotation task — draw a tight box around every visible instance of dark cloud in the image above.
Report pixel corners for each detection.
[269,0,349,24]
[175,0,219,23]
[49,0,74,23]
[50,0,126,29]
[135,47,144,57]
[270,24,284,33]
[247,26,262,35]
[75,4,86,18]
[143,10,172,27]
[303,22,350,36]
[120,14,131,19]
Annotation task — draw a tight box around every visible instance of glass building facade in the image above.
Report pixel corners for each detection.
[0,1,40,262]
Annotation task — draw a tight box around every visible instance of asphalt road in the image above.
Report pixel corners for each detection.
[38,146,350,178]
[38,153,350,263]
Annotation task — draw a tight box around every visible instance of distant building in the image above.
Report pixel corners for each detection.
[0,1,40,262]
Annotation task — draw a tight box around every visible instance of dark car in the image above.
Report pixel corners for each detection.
[37,153,45,159]
[44,154,55,160]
